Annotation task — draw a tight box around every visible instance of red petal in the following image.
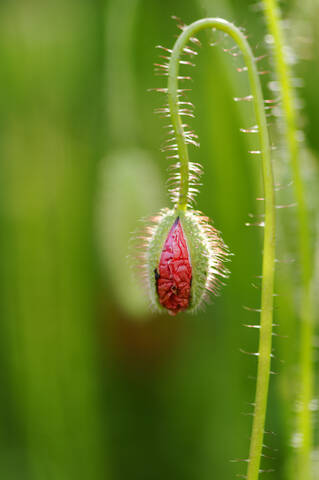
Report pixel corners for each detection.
[156,217,192,315]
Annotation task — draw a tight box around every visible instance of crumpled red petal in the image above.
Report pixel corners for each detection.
[156,217,192,315]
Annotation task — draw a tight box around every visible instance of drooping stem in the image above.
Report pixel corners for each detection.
[261,2,314,478]
[168,19,275,480]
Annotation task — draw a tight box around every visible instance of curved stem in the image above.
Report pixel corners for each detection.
[168,18,276,480]
[262,2,314,478]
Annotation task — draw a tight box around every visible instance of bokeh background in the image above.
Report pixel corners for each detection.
[0,0,318,479]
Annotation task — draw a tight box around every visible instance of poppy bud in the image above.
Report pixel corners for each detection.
[143,208,229,315]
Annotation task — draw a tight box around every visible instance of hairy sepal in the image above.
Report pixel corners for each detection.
[146,208,229,315]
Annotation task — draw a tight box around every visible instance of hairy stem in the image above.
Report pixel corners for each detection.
[168,18,275,480]
[262,2,314,477]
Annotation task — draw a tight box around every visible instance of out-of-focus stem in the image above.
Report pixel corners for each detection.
[262,2,314,478]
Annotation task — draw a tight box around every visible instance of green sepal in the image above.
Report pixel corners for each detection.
[179,211,210,312]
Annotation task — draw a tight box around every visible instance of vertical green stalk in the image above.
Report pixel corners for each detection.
[262,2,314,478]
[168,18,275,480]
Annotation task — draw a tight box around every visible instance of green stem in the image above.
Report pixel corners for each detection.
[168,18,276,480]
[262,2,314,477]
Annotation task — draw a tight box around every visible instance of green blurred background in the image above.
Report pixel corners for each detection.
[0,0,318,479]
